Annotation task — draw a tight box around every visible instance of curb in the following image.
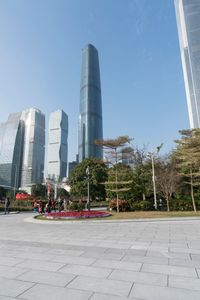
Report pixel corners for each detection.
[24,215,200,225]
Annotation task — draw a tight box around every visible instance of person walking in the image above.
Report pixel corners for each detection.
[58,197,63,212]
[4,197,10,214]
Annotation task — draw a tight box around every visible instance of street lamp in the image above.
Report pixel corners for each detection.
[147,143,163,210]
[13,164,18,199]
[147,152,157,210]
[86,166,90,211]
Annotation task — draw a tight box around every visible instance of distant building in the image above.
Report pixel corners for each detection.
[174,0,200,128]
[68,155,79,177]
[47,110,68,180]
[20,108,45,190]
[121,148,134,168]
[78,44,103,162]
[0,113,24,189]
[0,108,45,192]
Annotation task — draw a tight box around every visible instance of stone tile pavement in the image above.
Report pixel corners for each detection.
[1,213,200,299]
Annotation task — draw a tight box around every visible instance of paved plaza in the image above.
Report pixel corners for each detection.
[1,214,200,299]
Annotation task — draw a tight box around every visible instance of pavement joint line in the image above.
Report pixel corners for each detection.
[133,269,197,279]
[88,291,95,300]
[167,274,169,287]
[55,262,72,272]
[15,281,37,298]
[195,267,199,278]
[107,268,115,279]
[127,281,135,297]
[64,274,78,288]
[139,262,143,272]
[15,268,31,280]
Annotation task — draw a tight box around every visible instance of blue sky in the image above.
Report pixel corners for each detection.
[0,0,189,162]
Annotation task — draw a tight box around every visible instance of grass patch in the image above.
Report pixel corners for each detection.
[34,210,200,221]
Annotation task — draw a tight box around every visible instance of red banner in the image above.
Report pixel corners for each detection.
[16,193,32,200]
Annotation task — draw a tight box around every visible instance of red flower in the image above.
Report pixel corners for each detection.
[44,210,111,219]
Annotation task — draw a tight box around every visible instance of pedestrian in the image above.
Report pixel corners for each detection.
[58,197,63,212]
[4,197,10,214]
[38,201,44,214]
[33,199,38,213]
[51,199,56,212]
[47,198,52,213]
[63,198,67,211]
[159,198,163,210]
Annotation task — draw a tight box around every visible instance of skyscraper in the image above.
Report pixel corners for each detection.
[174,0,200,128]
[78,44,103,162]
[0,108,45,192]
[47,110,68,180]
[0,113,24,189]
[20,108,45,189]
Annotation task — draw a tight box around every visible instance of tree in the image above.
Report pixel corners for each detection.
[174,129,200,212]
[0,186,6,199]
[125,146,150,201]
[106,163,133,201]
[68,158,108,201]
[156,155,178,211]
[31,184,46,198]
[95,136,132,212]
[57,188,69,199]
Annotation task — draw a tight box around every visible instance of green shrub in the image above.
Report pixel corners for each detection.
[130,200,153,211]
[170,198,193,211]
[68,202,85,211]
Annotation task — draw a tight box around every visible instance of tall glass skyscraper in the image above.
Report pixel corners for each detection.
[0,113,24,188]
[20,108,45,189]
[78,44,103,162]
[0,108,45,191]
[47,109,68,180]
[175,0,200,128]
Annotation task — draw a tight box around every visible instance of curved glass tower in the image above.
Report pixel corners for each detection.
[78,44,103,162]
[175,0,200,128]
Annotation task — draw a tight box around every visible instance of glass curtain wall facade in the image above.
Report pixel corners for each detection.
[175,0,200,128]
[78,44,103,162]
[20,108,45,188]
[47,110,68,180]
[0,113,24,189]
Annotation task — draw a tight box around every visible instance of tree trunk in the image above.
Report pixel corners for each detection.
[166,195,170,212]
[115,149,119,213]
[190,171,197,212]
[142,193,146,201]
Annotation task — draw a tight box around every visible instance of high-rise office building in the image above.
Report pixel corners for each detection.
[78,44,103,162]
[68,154,79,177]
[174,0,200,128]
[20,108,45,189]
[0,113,24,189]
[0,108,45,192]
[47,110,68,180]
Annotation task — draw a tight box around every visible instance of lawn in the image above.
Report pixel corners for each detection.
[106,210,200,219]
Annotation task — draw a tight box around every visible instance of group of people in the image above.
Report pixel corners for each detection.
[33,197,66,214]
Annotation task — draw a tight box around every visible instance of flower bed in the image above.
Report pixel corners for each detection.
[43,210,111,220]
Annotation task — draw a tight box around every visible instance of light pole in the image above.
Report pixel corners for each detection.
[147,144,163,210]
[13,164,18,199]
[54,176,59,200]
[86,166,90,211]
[149,153,157,210]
